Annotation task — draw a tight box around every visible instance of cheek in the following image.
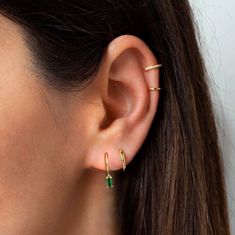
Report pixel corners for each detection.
[0,74,62,199]
[0,19,58,194]
[0,16,68,195]
[0,17,88,231]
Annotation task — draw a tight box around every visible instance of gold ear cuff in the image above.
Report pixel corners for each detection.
[144,64,162,71]
[144,63,163,91]
[148,87,162,91]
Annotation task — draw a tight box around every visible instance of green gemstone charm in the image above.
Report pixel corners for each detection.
[105,174,113,188]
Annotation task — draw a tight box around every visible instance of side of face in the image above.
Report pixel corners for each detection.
[0,15,92,233]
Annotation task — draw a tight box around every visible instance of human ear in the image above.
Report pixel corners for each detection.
[84,34,161,172]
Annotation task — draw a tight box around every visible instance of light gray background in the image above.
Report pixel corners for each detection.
[190,0,235,233]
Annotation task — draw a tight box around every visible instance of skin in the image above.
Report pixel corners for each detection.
[0,15,160,235]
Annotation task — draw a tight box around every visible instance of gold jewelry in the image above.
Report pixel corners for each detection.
[119,149,126,171]
[104,152,113,188]
[144,64,162,71]
[148,87,162,91]
[145,64,163,91]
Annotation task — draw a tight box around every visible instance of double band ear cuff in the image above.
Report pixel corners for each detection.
[144,63,163,91]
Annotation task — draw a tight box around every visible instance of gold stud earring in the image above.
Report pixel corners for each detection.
[104,152,113,188]
[119,149,126,171]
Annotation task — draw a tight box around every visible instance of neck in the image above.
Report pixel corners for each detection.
[56,169,120,235]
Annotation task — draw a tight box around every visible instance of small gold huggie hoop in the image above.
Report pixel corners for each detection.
[144,64,162,71]
[104,152,113,188]
[119,149,126,171]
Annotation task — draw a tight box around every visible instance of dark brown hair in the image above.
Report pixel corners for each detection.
[0,0,230,234]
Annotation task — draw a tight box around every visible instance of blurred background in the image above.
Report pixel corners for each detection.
[190,0,235,233]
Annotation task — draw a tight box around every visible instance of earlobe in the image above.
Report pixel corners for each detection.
[84,34,162,175]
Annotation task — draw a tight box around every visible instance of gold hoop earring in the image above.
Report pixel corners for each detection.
[104,152,113,188]
[119,149,126,171]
